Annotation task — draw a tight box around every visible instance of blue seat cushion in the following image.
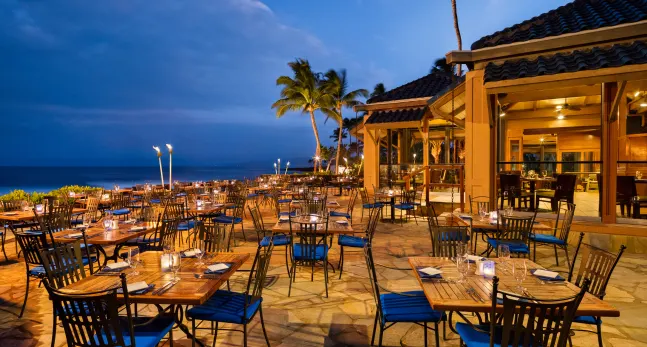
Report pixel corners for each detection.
[394,204,415,210]
[125,237,160,245]
[212,216,243,224]
[487,238,529,254]
[278,199,292,203]
[574,316,602,325]
[93,316,175,347]
[439,231,470,242]
[380,291,445,324]
[529,233,566,245]
[329,211,351,218]
[338,235,366,248]
[29,266,46,277]
[187,290,261,324]
[279,211,297,217]
[110,208,130,216]
[260,234,290,247]
[455,322,502,347]
[150,199,161,204]
[293,244,328,261]
[363,203,382,209]
[247,193,258,198]
[177,221,195,231]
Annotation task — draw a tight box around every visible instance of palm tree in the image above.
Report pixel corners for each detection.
[321,69,368,174]
[430,57,454,75]
[451,0,463,76]
[272,59,331,170]
[370,83,386,99]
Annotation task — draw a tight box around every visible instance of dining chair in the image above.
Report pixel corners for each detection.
[2,200,39,254]
[365,241,445,347]
[44,273,175,347]
[124,206,162,250]
[14,231,49,318]
[248,203,290,276]
[530,201,576,266]
[359,187,382,222]
[288,214,332,297]
[394,189,418,225]
[536,174,577,212]
[429,225,469,257]
[338,206,381,279]
[39,242,87,347]
[213,195,246,241]
[616,175,637,217]
[486,214,534,258]
[456,276,590,347]
[498,174,530,210]
[301,195,327,216]
[140,217,180,252]
[272,193,296,218]
[193,220,233,255]
[187,243,273,347]
[468,195,490,254]
[108,192,132,220]
[568,233,626,347]
[329,188,357,224]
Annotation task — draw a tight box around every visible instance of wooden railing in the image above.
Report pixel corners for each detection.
[403,164,465,211]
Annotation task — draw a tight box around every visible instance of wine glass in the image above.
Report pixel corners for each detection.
[498,244,511,272]
[513,260,527,292]
[456,242,468,259]
[170,252,181,281]
[478,205,487,222]
[456,256,469,284]
[82,213,92,228]
[128,247,140,276]
[541,170,547,178]
[196,239,206,266]
[163,240,174,254]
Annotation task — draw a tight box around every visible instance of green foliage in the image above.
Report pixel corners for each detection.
[0,185,101,205]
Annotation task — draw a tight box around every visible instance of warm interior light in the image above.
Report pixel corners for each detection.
[555,105,563,110]
[557,114,565,120]
[641,103,647,107]
[499,112,505,117]
[636,91,641,97]
[540,137,545,142]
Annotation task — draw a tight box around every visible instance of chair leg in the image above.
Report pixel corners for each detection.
[338,246,344,279]
[435,322,440,347]
[564,246,571,269]
[324,258,329,298]
[212,322,219,347]
[554,244,559,266]
[596,321,604,347]
[371,312,378,346]
[378,323,384,347]
[424,322,428,347]
[288,264,294,297]
[19,271,30,318]
[533,241,537,262]
[259,306,271,347]
[191,319,196,347]
[284,246,291,279]
[243,323,248,347]
[240,223,247,241]
[51,312,57,347]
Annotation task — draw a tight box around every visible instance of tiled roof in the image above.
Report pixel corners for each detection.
[472,0,647,50]
[365,107,426,124]
[484,41,647,82]
[366,72,453,103]
[427,75,466,106]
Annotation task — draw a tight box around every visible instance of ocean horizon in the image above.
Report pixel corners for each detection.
[0,165,289,195]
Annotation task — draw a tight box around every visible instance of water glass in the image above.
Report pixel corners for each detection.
[456,242,468,258]
[513,260,527,292]
[196,240,206,265]
[170,252,181,280]
[103,212,113,232]
[128,247,140,275]
[456,256,469,283]
[541,170,548,178]
[498,244,511,267]
[478,206,487,221]
[163,240,174,254]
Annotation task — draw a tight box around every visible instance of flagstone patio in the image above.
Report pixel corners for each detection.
[1,199,646,347]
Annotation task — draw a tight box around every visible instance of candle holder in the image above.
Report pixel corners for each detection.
[482,260,496,279]
[161,253,172,271]
[35,204,44,214]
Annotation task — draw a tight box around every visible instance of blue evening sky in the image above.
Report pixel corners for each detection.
[0,0,567,167]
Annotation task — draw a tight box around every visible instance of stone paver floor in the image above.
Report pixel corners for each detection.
[1,196,646,346]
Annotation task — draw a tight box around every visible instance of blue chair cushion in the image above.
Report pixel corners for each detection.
[338,235,366,248]
[110,208,130,216]
[150,199,161,204]
[487,238,529,254]
[187,290,261,324]
[363,203,382,209]
[212,216,243,224]
[247,193,258,198]
[529,233,566,245]
[177,221,195,231]
[125,237,160,246]
[260,234,290,247]
[329,211,351,218]
[278,199,292,203]
[278,211,297,217]
[455,322,501,347]
[93,316,175,347]
[379,291,445,324]
[29,266,46,277]
[439,231,470,242]
[394,204,415,210]
[574,316,602,325]
[293,244,328,261]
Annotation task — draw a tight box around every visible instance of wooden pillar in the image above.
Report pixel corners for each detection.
[464,70,491,203]
[601,82,618,223]
[363,113,380,193]
[423,117,430,205]
[444,128,451,163]
[387,129,393,188]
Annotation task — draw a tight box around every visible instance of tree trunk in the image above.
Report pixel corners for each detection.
[310,110,322,171]
[451,0,463,76]
[335,106,343,174]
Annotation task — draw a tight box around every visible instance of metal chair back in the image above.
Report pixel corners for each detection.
[568,233,626,299]
[2,200,23,212]
[15,231,49,267]
[426,204,440,227]
[245,243,275,312]
[554,201,575,243]
[430,225,469,257]
[195,221,232,253]
[301,196,327,216]
[39,242,87,290]
[499,215,534,245]
[288,215,329,262]
[469,195,490,215]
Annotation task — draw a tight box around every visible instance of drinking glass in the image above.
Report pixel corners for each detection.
[103,212,113,233]
[498,244,511,271]
[170,252,181,281]
[82,213,92,228]
[196,240,206,266]
[506,205,514,217]
[478,205,487,221]
[163,240,174,254]
[513,260,527,292]
[128,247,140,276]
[456,242,468,258]
[541,170,547,178]
[456,256,469,283]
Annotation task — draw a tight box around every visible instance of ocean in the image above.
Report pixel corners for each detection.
[0,166,273,195]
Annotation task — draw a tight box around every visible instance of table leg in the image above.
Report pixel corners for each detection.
[529,181,536,211]
[390,197,395,222]
[158,304,205,347]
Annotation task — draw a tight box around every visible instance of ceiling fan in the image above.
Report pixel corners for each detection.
[554,98,581,112]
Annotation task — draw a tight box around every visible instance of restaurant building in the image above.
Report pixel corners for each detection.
[358,0,647,252]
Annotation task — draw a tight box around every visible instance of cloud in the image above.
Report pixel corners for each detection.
[229,0,273,15]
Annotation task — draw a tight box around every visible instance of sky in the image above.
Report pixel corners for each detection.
[0,0,568,167]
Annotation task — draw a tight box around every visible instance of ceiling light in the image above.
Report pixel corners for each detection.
[641,103,647,107]
[636,91,641,97]
[557,114,565,120]
[555,105,563,110]
[499,112,506,117]
[540,137,545,142]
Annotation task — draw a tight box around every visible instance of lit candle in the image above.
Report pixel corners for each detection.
[153,146,165,189]
[161,253,172,271]
[277,158,281,177]
[166,144,173,191]
[285,161,290,175]
[35,204,44,214]
[482,260,496,278]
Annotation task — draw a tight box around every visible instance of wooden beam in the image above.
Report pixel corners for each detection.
[364,120,423,130]
[445,50,473,64]
[498,85,601,104]
[601,82,618,224]
[430,105,466,128]
[523,126,601,135]
[354,98,429,112]
[609,80,627,122]
[504,105,601,119]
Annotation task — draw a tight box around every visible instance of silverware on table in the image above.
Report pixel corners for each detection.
[154,279,179,295]
[152,280,175,295]
[466,287,486,303]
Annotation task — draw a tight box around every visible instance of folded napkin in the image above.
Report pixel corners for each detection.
[124,219,137,224]
[458,214,472,220]
[129,226,146,232]
[417,267,443,279]
[279,216,290,222]
[182,249,202,258]
[205,263,231,274]
[335,220,349,225]
[531,269,564,281]
[66,232,84,239]
[105,262,129,271]
[465,254,486,263]
[117,281,155,295]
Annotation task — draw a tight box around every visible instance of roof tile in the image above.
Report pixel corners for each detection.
[367,73,453,103]
[365,108,426,124]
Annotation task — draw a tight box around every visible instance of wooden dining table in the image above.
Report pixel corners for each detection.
[53,221,155,266]
[63,251,249,346]
[271,215,355,234]
[408,256,620,317]
[438,212,552,231]
[520,176,557,210]
[0,208,88,223]
[185,202,232,217]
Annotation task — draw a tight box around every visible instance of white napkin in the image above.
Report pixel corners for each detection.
[67,232,83,238]
[533,269,559,278]
[335,220,348,225]
[183,249,202,257]
[279,215,290,222]
[466,255,485,262]
[129,226,145,232]
[419,267,443,276]
[207,263,230,272]
[124,281,149,293]
[328,200,338,204]
[105,261,129,270]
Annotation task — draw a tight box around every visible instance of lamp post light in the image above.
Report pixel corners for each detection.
[314,156,320,172]
[343,157,348,175]
[166,144,173,191]
[274,162,277,175]
[153,146,165,189]
[413,153,417,165]
[285,161,290,175]
[277,158,281,177]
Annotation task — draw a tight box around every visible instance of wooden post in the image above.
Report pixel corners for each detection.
[459,165,465,212]
[601,82,618,223]
[423,117,430,205]
[387,129,393,188]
